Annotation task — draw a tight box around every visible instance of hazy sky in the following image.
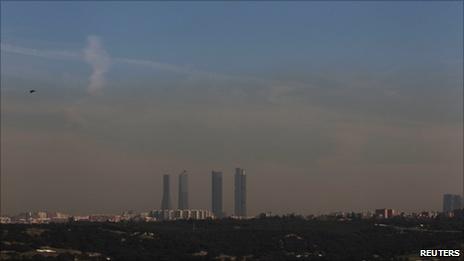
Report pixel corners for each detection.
[1,2,462,216]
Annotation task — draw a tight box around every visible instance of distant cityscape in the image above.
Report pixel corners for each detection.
[1,167,462,224]
[159,167,246,218]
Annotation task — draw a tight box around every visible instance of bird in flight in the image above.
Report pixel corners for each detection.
[29,90,36,93]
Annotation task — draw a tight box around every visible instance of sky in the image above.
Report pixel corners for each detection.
[1,1,462,216]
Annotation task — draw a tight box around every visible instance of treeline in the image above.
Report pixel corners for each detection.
[1,217,462,260]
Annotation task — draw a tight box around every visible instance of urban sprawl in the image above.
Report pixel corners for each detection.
[1,168,462,224]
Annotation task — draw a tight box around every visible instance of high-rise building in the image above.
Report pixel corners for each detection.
[234,168,247,217]
[211,171,223,218]
[161,174,171,210]
[443,194,462,212]
[375,208,396,219]
[443,194,453,212]
[452,194,462,210]
[178,170,189,210]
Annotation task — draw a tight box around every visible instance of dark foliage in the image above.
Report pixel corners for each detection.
[1,217,462,260]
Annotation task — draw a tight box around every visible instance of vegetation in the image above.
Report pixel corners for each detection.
[1,216,462,260]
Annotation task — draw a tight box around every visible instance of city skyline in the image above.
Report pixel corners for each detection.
[1,2,462,216]
[3,191,460,219]
[162,168,245,217]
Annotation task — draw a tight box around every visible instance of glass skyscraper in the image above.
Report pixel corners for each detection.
[234,168,247,217]
[178,171,189,210]
[212,171,223,218]
[443,194,462,212]
[161,174,171,210]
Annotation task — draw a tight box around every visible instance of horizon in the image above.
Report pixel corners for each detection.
[3,202,458,218]
[1,1,463,216]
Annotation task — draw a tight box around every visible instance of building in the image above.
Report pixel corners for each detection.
[150,209,214,221]
[33,211,47,219]
[178,170,189,210]
[443,194,453,212]
[161,174,172,210]
[234,168,247,217]
[453,195,462,210]
[212,171,223,218]
[73,216,90,222]
[375,208,396,219]
[443,194,462,212]
[0,216,11,224]
[89,215,112,222]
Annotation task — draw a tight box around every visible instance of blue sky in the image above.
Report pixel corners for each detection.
[1,1,463,215]
[2,2,462,74]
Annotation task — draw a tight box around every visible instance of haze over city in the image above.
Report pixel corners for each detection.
[1,1,462,216]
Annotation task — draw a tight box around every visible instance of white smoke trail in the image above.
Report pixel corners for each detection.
[2,38,304,103]
[0,42,80,60]
[83,35,110,95]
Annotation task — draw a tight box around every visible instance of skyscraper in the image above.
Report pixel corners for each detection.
[234,168,247,217]
[453,195,462,210]
[178,170,189,210]
[211,171,223,218]
[161,174,171,210]
[443,194,462,212]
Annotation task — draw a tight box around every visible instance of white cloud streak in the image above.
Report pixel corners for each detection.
[0,42,81,60]
[1,39,293,101]
[1,40,268,84]
[83,36,111,95]
[1,40,224,80]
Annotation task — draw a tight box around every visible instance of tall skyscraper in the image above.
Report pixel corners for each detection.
[211,171,223,218]
[234,168,247,217]
[161,174,171,210]
[178,170,189,210]
[443,194,462,212]
[453,195,462,210]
